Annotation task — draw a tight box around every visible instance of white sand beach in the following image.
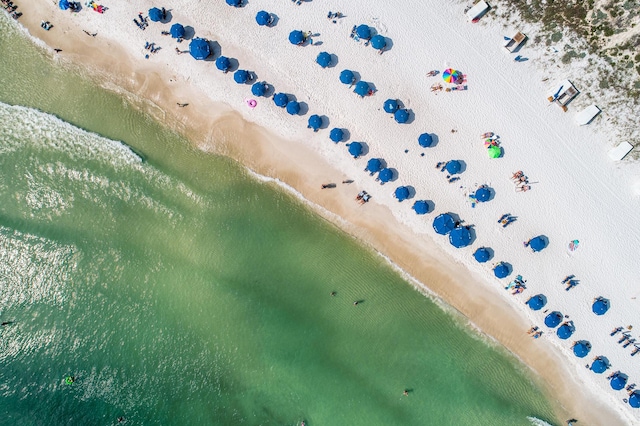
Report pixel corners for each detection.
[10,0,640,424]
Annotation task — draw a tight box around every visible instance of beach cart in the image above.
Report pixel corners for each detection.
[547,80,579,111]
[608,142,633,161]
[466,1,490,23]
[504,32,526,52]
[574,104,601,125]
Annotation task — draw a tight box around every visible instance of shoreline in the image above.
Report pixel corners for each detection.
[8,1,637,424]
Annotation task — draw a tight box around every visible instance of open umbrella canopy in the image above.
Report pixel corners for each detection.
[356,24,371,39]
[383,99,399,114]
[394,186,410,202]
[59,0,69,10]
[340,69,355,85]
[449,227,472,248]
[394,109,409,123]
[487,144,501,158]
[590,356,610,374]
[348,142,363,158]
[544,311,563,328]
[289,30,305,45]
[412,200,429,215]
[316,52,332,68]
[526,294,547,311]
[170,23,185,38]
[630,391,640,408]
[442,68,462,83]
[475,187,491,202]
[610,372,628,390]
[366,158,382,174]
[592,297,610,315]
[189,38,210,60]
[215,56,231,72]
[432,213,455,235]
[329,128,345,143]
[371,35,386,50]
[473,247,491,263]
[572,340,591,358]
[233,70,250,84]
[446,160,461,174]
[286,101,300,115]
[557,322,575,340]
[378,168,393,183]
[226,0,242,6]
[255,10,271,26]
[273,93,289,107]
[251,82,267,97]
[148,7,163,22]
[418,133,433,148]
[529,236,547,252]
[353,81,370,97]
[493,262,510,279]
[308,114,322,131]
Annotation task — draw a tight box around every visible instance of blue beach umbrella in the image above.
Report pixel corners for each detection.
[255,10,272,26]
[493,262,510,279]
[590,356,610,374]
[418,133,433,148]
[371,35,386,50]
[308,115,322,131]
[148,7,163,22]
[572,340,591,358]
[356,24,371,39]
[273,93,289,107]
[432,213,455,235]
[610,373,628,390]
[449,227,472,248]
[189,38,210,60]
[286,101,300,115]
[251,82,267,97]
[170,23,185,39]
[412,200,429,215]
[348,142,363,158]
[233,70,250,84]
[529,236,547,252]
[340,69,355,85]
[226,0,242,7]
[215,56,231,72]
[473,247,491,263]
[383,99,399,114]
[557,322,575,340]
[544,311,563,328]
[316,52,332,68]
[394,186,410,202]
[353,81,370,97]
[592,297,610,315]
[59,0,69,10]
[394,109,409,124]
[446,160,461,174]
[475,187,491,202]
[526,294,547,311]
[378,168,393,183]
[366,158,382,174]
[289,30,305,45]
[330,128,345,143]
[629,391,640,408]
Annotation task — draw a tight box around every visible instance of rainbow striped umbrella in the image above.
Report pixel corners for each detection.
[442,68,462,84]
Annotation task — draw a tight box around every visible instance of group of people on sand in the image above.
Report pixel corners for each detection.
[527,326,543,339]
[133,13,149,31]
[511,170,531,192]
[3,0,21,19]
[505,274,526,294]
[562,274,579,291]
[497,213,516,228]
[355,191,371,205]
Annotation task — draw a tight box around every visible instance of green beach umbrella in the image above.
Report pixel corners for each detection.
[487,145,501,158]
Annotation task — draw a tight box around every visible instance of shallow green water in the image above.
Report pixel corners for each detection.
[0,13,558,425]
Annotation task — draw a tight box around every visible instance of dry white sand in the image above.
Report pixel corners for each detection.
[10,0,640,424]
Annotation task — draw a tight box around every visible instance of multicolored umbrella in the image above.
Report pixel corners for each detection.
[442,68,462,84]
[487,145,501,158]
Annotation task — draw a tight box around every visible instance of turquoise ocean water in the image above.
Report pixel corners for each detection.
[0,14,558,425]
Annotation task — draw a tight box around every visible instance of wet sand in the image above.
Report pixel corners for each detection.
[11,2,625,424]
